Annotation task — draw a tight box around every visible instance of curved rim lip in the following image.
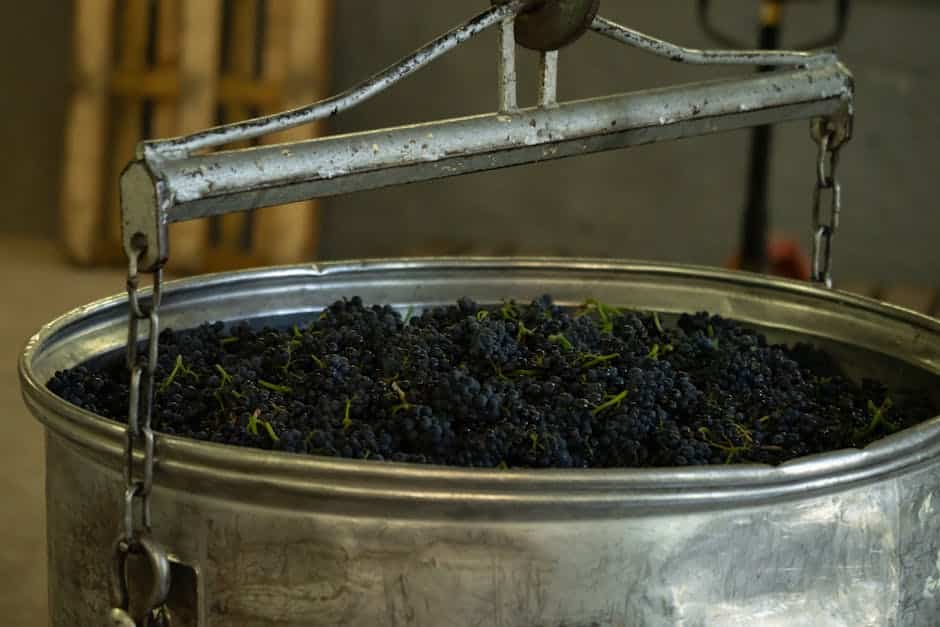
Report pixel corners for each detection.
[18,256,940,504]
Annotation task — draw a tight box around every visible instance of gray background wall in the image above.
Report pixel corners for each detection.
[2,1,938,285]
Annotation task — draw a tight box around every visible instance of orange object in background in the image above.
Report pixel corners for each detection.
[726,236,811,281]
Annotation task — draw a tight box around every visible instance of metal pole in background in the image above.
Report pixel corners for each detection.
[739,0,782,273]
[698,0,852,277]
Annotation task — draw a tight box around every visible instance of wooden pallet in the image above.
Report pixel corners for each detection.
[61,0,333,274]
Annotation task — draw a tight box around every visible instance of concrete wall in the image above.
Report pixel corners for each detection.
[1,1,937,285]
[321,0,940,285]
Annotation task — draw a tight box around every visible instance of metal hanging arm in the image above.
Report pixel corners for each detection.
[123,65,853,272]
[122,2,854,274]
[144,5,836,161]
[122,20,854,274]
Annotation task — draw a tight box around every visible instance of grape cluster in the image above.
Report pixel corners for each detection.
[46,295,937,469]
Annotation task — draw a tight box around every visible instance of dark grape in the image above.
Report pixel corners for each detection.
[45,296,937,469]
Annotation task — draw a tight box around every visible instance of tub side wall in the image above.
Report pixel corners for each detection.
[45,428,935,627]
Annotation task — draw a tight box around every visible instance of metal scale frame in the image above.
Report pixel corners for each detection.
[110,1,855,623]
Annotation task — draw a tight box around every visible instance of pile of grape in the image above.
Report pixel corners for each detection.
[47,295,937,469]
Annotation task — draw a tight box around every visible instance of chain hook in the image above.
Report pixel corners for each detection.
[111,236,171,624]
[111,536,172,618]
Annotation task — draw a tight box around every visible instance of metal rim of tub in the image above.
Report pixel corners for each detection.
[18,257,940,520]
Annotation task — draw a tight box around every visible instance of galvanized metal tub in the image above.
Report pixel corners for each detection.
[18,258,940,627]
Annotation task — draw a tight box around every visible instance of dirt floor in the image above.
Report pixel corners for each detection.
[1,237,126,626]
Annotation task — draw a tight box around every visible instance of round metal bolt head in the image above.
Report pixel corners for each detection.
[494,0,600,51]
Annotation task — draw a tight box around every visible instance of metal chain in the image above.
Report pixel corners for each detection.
[810,126,842,288]
[111,241,172,626]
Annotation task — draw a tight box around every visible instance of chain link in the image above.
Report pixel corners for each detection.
[810,126,842,288]
[112,242,171,625]
[124,264,161,536]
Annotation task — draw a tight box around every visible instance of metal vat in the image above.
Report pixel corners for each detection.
[18,259,940,626]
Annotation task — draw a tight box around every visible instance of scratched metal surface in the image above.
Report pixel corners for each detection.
[20,259,940,626]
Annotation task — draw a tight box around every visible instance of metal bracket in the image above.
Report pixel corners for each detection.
[812,111,853,150]
[121,162,167,274]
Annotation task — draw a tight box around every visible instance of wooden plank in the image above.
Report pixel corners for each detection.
[217,76,281,108]
[151,0,190,272]
[170,0,223,273]
[106,0,152,259]
[60,0,115,265]
[253,0,332,265]
[111,67,179,99]
[214,0,259,262]
[110,71,287,109]
[151,0,180,139]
